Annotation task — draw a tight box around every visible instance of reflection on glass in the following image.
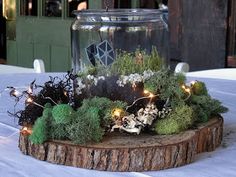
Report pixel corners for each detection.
[44,0,62,17]
[68,0,87,17]
[20,0,37,16]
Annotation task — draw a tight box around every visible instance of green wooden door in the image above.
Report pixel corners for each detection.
[7,0,73,72]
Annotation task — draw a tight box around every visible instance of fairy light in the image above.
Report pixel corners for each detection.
[21,126,32,135]
[143,89,155,98]
[190,81,196,86]
[64,91,67,96]
[112,108,123,118]
[185,88,191,93]
[149,93,154,98]
[26,97,33,103]
[26,97,45,109]
[182,84,191,101]
[28,87,33,94]
[13,90,21,97]
[143,90,149,94]
[132,83,137,90]
[126,90,158,111]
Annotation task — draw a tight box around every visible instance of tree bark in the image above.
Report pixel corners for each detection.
[19,116,223,171]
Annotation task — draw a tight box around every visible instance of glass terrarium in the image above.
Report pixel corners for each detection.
[71,9,169,73]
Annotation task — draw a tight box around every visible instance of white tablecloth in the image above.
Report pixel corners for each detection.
[0,71,236,177]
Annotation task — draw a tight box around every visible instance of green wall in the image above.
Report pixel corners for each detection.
[6,0,142,72]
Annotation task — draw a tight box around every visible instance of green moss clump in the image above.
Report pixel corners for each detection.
[52,104,75,124]
[189,95,228,123]
[144,69,186,108]
[67,107,104,144]
[155,105,194,135]
[50,121,68,140]
[79,97,127,128]
[191,81,208,95]
[29,116,48,144]
[29,105,53,144]
[66,97,126,144]
[176,73,186,85]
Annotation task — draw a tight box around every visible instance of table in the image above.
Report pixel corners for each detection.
[0,70,236,177]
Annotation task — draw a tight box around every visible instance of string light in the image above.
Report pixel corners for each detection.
[126,90,158,110]
[112,108,123,118]
[149,93,154,98]
[132,83,137,90]
[28,87,33,94]
[190,81,196,86]
[64,91,67,96]
[143,90,155,98]
[12,90,21,97]
[26,97,45,109]
[40,94,58,105]
[182,84,191,101]
[21,126,32,135]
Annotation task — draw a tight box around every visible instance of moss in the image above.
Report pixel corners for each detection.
[67,107,104,144]
[51,104,75,124]
[29,116,48,144]
[155,104,194,135]
[79,97,127,128]
[50,121,68,140]
[110,47,163,75]
[191,81,208,95]
[66,97,127,144]
[189,95,228,123]
[144,69,186,108]
[176,73,186,85]
[42,106,52,118]
[29,104,54,144]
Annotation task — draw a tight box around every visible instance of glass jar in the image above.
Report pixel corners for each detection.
[71,9,168,73]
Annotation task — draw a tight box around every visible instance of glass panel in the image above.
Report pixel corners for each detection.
[20,0,37,16]
[68,0,87,17]
[44,0,62,17]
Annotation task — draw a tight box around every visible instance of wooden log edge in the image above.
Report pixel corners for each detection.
[18,116,223,172]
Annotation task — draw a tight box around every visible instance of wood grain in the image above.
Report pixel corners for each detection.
[19,116,223,171]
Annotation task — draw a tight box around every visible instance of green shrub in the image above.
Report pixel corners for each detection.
[155,104,194,135]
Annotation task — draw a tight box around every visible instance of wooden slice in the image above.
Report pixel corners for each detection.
[19,116,223,171]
